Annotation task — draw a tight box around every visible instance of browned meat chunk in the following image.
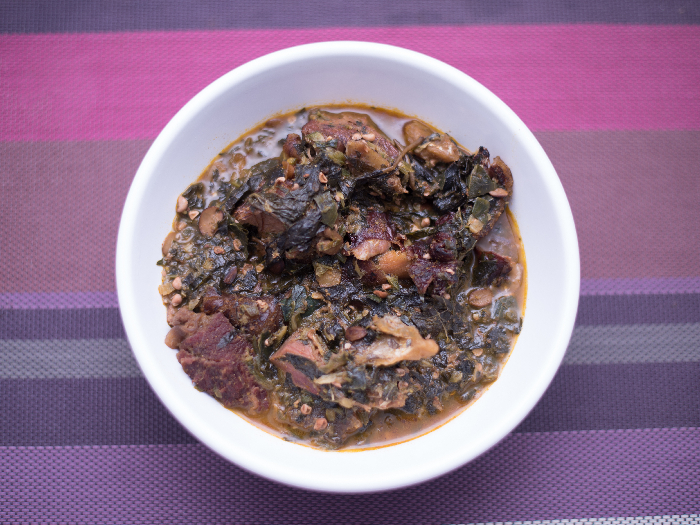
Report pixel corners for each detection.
[354,315,439,367]
[408,258,460,295]
[176,312,268,414]
[282,133,303,160]
[201,292,282,336]
[345,139,393,173]
[302,110,399,159]
[270,330,326,395]
[472,249,514,286]
[404,120,460,166]
[233,202,288,234]
[349,210,395,261]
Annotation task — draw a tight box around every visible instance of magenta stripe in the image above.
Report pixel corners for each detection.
[1,428,698,522]
[1,26,699,142]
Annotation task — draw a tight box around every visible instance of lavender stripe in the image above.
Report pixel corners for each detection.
[2,363,698,446]
[564,323,700,364]
[2,0,699,34]
[1,429,698,523]
[0,291,118,309]
[581,277,700,295]
[0,339,140,378]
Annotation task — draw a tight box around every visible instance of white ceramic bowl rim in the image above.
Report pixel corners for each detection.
[116,41,580,493]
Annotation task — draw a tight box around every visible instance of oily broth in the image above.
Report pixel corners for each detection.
[169,104,526,450]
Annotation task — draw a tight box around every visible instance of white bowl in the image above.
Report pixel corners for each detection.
[116,41,579,493]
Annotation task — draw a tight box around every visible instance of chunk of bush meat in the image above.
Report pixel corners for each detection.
[472,249,514,287]
[403,120,460,166]
[201,291,282,337]
[349,210,395,260]
[270,330,326,395]
[282,133,303,160]
[176,312,268,414]
[408,258,460,295]
[354,315,439,367]
[302,110,399,159]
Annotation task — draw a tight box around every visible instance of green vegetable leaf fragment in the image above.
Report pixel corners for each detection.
[313,192,339,227]
[281,285,322,326]
[471,197,491,223]
[468,165,494,197]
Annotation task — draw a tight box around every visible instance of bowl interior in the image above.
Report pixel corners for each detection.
[116,42,579,493]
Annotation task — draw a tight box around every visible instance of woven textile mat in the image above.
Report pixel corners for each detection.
[1,1,699,523]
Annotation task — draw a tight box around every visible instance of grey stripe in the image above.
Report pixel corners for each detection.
[458,515,700,525]
[0,339,142,378]
[564,323,700,365]
[3,323,699,379]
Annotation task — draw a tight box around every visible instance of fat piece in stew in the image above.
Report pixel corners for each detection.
[158,107,525,449]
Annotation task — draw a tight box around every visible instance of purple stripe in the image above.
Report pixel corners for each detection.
[2,0,698,33]
[515,362,700,433]
[576,293,700,326]
[2,363,697,446]
[1,428,698,522]
[0,378,195,446]
[0,308,124,339]
[4,293,698,340]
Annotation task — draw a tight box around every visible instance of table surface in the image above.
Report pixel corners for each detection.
[1,1,699,524]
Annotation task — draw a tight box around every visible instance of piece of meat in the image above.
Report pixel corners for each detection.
[472,249,514,287]
[302,110,399,159]
[408,232,459,263]
[403,120,460,166]
[233,202,287,234]
[345,139,393,173]
[408,258,460,295]
[349,210,395,260]
[201,292,282,337]
[475,212,519,263]
[176,312,268,414]
[471,156,514,241]
[355,258,387,285]
[282,133,303,160]
[352,240,391,261]
[353,315,439,367]
[270,330,326,395]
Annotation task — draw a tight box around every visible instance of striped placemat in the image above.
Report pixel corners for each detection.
[1,1,699,523]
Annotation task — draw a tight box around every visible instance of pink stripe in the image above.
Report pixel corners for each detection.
[1,26,699,141]
[1,428,698,521]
